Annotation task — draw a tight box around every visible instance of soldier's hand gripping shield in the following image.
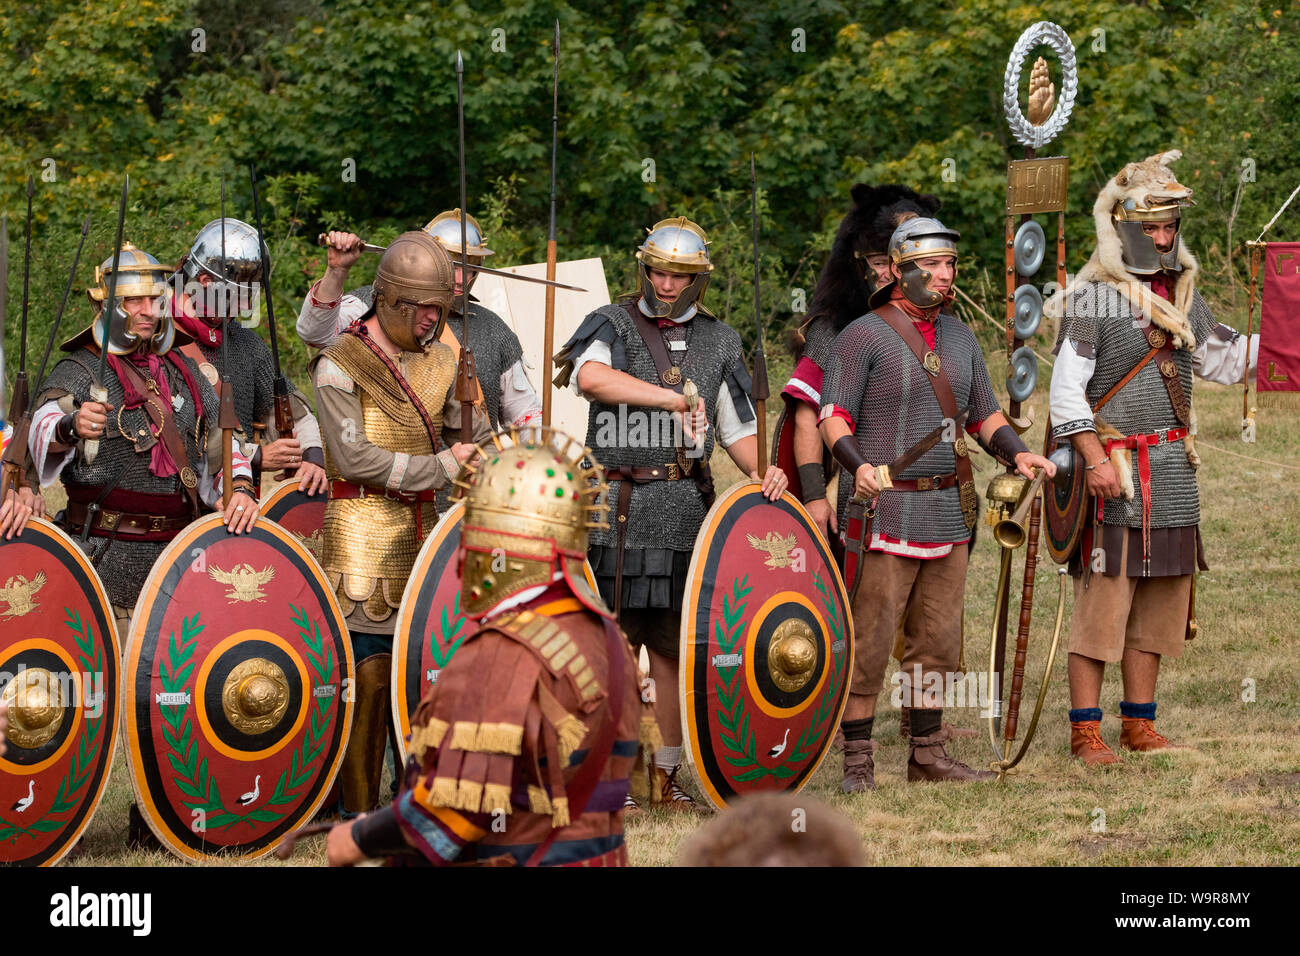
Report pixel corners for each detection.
[681,482,852,810]
[122,513,353,861]
[0,518,120,866]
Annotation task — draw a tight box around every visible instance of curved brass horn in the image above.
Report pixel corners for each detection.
[993,471,1048,549]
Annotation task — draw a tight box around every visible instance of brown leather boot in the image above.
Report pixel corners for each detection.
[1070,720,1120,765]
[1120,717,1183,752]
[841,739,876,792]
[907,729,994,782]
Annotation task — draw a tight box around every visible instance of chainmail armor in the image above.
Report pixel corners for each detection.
[446,302,525,430]
[822,311,1000,542]
[37,349,216,607]
[1053,281,1215,529]
[574,303,747,553]
[196,322,276,438]
[798,315,837,372]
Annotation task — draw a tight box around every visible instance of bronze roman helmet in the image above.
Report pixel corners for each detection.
[455,427,610,619]
[635,216,713,321]
[70,242,175,355]
[371,230,455,352]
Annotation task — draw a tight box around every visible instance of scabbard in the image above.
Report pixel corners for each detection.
[842,497,873,602]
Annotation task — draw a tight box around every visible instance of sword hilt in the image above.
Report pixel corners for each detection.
[83,383,108,465]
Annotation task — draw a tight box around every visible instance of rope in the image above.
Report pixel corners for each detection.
[1195,437,1300,472]
[1254,181,1300,243]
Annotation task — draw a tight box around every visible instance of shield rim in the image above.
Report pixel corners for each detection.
[122,512,353,862]
[679,481,853,811]
[390,501,468,762]
[1042,429,1089,563]
[0,517,121,867]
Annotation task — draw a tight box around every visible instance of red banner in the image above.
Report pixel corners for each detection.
[1259,242,1300,393]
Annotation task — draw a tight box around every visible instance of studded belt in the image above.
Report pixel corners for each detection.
[602,464,689,483]
[885,472,958,492]
[64,500,191,540]
[328,479,439,504]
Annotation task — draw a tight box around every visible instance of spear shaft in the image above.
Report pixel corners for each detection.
[85,175,130,465]
[454,50,477,445]
[249,165,295,445]
[218,177,238,508]
[750,154,769,473]
[542,20,560,427]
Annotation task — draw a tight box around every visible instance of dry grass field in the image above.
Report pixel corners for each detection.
[42,300,1300,868]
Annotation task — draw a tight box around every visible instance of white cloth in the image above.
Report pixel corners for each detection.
[1192,331,1258,386]
[500,359,543,427]
[296,284,368,348]
[1048,338,1098,436]
[569,340,755,447]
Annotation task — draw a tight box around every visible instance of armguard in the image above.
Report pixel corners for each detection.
[351,805,414,857]
[831,436,868,477]
[983,424,1029,467]
[797,463,827,503]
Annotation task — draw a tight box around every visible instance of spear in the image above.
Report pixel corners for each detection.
[1,213,7,423]
[8,178,34,429]
[249,165,295,451]
[542,20,560,427]
[1,216,91,502]
[454,50,477,445]
[217,177,239,508]
[750,154,770,474]
[85,174,130,466]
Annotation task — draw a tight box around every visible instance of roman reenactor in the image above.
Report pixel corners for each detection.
[27,241,260,635]
[323,427,657,866]
[311,230,490,816]
[1048,150,1257,764]
[169,218,327,496]
[781,184,940,538]
[300,210,543,432]
[818,216,1054,790]
[553,216,787,812]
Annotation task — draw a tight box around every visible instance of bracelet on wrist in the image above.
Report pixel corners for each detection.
[1084,456,1110,472]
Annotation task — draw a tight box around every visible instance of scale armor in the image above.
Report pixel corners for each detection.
[37,350,214,607]
[1053,281,1216,530]
[822,311,1000,543]
[316,336,456,625]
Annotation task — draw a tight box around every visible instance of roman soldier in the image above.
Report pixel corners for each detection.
[818,217,1053,789]
[325,427,658,866]
[311,230,490,816]
[553,216,787,812]
[169,218,327,496]
[300,210,542,432]
[1048,150,1257,764]
[782,184,941,538]
[27,242,259,636]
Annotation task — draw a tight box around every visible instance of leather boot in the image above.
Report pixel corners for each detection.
[339,653,392,815]
[1070,720,1120,765]
[841,739,876,792]
[907,728,994,782]
[1120,717,1182,752]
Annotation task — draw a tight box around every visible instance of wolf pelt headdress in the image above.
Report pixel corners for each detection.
[793,184,941,351]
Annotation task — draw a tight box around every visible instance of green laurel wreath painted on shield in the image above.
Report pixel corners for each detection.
[428,592,468,669]
[0,608,106,844]
[713,571,847,784]
[157,606,334,833]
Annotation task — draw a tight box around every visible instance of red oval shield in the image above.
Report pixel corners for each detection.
[0,518,120,866]
[123,513,353,861]
[682,483,853,810]
[260,476,327,568]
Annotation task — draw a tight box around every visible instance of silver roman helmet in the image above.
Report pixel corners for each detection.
[86,242,175,355]
[424,209,493,309]
[1112,198,1187,275]
[869,216,960,310]
[181,217,267,315]
[635,216,713,321]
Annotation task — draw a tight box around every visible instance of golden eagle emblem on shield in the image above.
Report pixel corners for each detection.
[208,564,276,603]
[746,531,798,569]
[0,572,46,618]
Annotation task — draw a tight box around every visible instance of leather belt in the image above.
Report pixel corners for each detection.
[603,464,688,483]
[65,500,190,540]
[886,472,958,492]
[328,479,438,504]
[1102,426,1188,575]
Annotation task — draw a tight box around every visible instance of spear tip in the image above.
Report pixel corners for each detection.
[80,214,90,235]
[26,175,33,198]
[456,49,463,72]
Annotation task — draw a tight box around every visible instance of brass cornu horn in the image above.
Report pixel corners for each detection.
[993,470,1048,550]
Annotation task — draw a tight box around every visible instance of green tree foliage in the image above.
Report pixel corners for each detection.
[2,0,1297,397]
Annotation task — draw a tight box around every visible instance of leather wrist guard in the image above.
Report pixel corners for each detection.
[56,414,78,445]
[797,463,827,503]
[985,424,1029,467]
[351,805,412,857]
[831,435,868,477]
[303,446,326,467]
